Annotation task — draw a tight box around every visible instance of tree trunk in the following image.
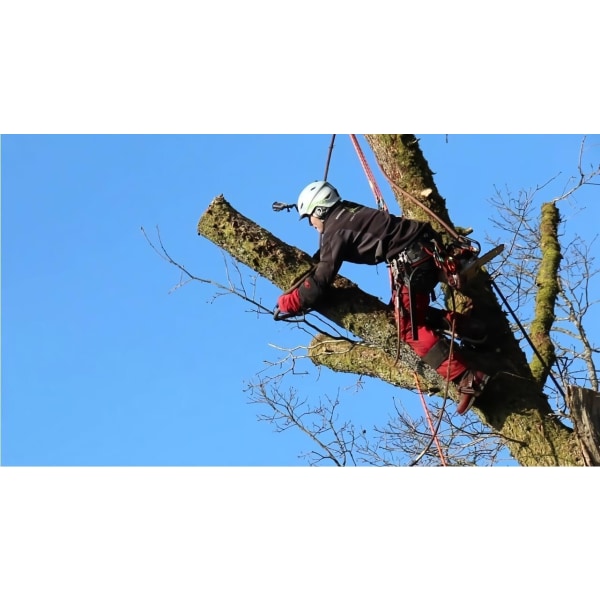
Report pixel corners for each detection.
[567,386,600,466]
[197,135,589,467]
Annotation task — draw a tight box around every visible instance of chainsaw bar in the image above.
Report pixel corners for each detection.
[460,244,505,283]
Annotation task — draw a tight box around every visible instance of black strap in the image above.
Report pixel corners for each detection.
[406,270,419,341]
[422,337,452,370]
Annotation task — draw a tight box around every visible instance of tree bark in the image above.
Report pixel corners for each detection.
[197,135,589,466]
[530,202,561,385]
[567,386,600,466]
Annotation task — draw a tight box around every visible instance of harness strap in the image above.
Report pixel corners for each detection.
[406,269,419,341]
[422,337,452,370]
[389,236,440,343]
[390,259,417,341]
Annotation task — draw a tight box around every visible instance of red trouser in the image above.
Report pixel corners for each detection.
[396,286,468,381]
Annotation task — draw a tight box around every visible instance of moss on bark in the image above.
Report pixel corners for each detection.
[530,202,561,386]
[308,334,448,395]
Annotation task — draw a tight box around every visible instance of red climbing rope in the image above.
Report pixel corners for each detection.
[349,134,389,212]
[414,373,448,466]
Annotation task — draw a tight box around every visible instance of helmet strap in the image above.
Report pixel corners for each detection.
[312,204,336,220]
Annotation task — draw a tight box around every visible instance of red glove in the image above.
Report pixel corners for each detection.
[277,288,302,315]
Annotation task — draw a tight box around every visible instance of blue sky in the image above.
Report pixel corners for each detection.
[3,133,599,466]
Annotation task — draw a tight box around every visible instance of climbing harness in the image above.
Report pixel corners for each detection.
[388,227,443,343]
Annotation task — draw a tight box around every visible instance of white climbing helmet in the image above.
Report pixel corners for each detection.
[297,181,341,220]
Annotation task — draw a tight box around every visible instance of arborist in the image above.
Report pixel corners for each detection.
[276,180,491,416]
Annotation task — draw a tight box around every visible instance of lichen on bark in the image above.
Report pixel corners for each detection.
[308,333,448,396]
[529,202,561,386]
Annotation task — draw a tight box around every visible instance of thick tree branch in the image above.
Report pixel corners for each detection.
[308,333,443,394]
[530,202,561,386]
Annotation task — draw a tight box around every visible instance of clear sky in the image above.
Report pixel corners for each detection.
[3,133,599,466]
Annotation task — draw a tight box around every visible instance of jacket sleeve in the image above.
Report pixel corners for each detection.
[298,232,345,308]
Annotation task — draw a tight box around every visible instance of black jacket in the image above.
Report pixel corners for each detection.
[298,200,428,307]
